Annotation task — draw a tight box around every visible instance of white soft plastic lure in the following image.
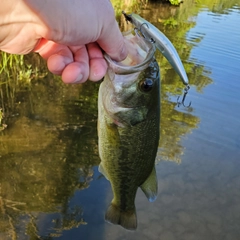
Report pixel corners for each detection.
[123,11,189,86]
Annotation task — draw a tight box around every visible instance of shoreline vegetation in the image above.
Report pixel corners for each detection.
[0,52,48,130]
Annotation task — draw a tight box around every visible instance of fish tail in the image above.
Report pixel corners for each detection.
[105,203,137,230]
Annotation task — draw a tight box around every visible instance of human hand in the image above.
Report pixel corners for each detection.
[0,0,127,83]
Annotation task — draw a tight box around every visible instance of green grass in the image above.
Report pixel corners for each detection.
[0,52,40,83]
[0,51,48,130]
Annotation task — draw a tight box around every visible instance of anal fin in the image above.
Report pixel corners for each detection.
[140,166,158,202]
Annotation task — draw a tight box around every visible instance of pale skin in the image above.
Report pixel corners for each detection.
[0,0,127,83]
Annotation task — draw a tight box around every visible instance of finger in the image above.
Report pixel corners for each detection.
[87,43,108,81]
[62,45,89,83]
[97,19,127,62]
[47,53,72,75]
[34,39,73,74]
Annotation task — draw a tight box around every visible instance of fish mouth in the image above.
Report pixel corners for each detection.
[104,30,156,75]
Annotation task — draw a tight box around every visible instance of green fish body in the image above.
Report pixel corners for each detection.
[98,32,160,230]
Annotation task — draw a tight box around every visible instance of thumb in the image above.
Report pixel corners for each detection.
[97,19,127,62]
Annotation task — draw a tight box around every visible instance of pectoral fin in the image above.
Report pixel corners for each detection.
[98,163,109,180]
[140,166,158,202]
[115,107,148,126]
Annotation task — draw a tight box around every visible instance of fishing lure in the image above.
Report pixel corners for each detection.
[123,11,191,107]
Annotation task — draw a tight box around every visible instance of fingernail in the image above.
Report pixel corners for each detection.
[110,44,128,62]
[119,44,128,62]
[73,74,83,83]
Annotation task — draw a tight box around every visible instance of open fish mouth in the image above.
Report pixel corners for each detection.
[104,30,156,76]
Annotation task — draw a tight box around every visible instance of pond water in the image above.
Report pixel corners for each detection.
[1,0,240,239]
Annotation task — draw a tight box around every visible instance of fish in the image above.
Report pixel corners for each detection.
[122,11,189,86]
[98,31,160,230]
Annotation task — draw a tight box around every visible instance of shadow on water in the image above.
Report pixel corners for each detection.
[1,0,240,239]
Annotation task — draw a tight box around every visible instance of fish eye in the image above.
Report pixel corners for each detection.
[139,79,153,92]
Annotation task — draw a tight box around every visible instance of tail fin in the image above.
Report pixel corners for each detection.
[105,203,137,230]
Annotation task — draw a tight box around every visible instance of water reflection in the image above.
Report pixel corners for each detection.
[0,0,240,239]
[0,79,100,239]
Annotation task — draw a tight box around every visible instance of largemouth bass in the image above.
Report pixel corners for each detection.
[98,31,160,230]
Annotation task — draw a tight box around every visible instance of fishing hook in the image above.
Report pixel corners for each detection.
[139,23,148,38]
[177,85,191,107]
[134,23,148,39]
[122,11,156,44]
[134,23,156,44]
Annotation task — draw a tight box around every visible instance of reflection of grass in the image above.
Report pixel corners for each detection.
[163,17,178,28]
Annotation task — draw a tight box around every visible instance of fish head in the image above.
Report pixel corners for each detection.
[102,31,160,127]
